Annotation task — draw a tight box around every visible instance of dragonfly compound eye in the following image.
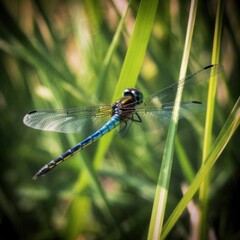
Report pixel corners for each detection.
[123,88,143,104]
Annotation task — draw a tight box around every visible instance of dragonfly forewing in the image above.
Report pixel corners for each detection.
[23,105,113,134]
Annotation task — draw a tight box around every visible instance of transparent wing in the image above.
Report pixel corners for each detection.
[129,64,223,132]
[120,101,205,136]
[138,101,205,127]
[144,64,223,106]
[23,105,113,134]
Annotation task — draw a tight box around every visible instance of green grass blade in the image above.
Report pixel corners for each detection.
[175,136,195,183]
[95,4,130,99]
[199,0,224,238]
[147,0,198,239]
[161,97,240,239]
[69,0,159,238]
[93,0,159,168]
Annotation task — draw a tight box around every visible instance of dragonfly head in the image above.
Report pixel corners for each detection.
[123,88,143,105]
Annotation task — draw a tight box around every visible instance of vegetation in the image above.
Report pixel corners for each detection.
[0,0,239,239]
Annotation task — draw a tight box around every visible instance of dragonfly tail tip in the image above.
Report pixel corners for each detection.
[32,169,46,180]
[32,175,38,180]
[32,162,56,180]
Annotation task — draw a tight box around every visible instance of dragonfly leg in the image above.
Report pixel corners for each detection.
[116,120,130,137]
[131,112,142,123]
[117,112,141,137]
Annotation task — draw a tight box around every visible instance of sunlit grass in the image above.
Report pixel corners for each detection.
[69,0,159,237]
[148,0,198,238]
[199,0,224,238]
[162,97,240,239]
[0,0,239,240]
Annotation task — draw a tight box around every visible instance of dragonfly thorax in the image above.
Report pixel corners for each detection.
[122,88,143,105]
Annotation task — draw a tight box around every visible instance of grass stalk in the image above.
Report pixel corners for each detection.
[147,0,198,239]
[95,3,130,99]
[198,0,224,238]
[93,0,159,168]
[68,0,159,238]
[161,97,240,239]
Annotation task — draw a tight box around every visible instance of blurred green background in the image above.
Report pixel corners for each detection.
[0,0,239,239]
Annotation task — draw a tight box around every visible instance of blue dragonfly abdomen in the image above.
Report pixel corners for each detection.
[32,114,121,179]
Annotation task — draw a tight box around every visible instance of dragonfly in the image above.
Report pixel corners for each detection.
[23,64,222,179]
